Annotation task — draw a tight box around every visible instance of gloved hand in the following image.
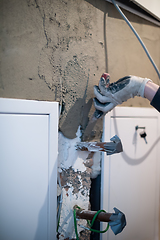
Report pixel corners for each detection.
[93,74,152,114]
[109,207,126,235]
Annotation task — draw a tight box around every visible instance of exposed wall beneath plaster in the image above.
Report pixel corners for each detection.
[1,0,160,239]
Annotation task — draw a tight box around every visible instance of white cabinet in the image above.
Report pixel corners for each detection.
[133,0,160,21]
[101,107,160,240]
[0,98,58,240]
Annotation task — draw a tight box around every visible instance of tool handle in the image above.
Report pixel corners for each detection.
[93,109,104,119]
[76,209,112,222]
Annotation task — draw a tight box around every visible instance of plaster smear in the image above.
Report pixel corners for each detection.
[58,127,101,177]
[58,126,88,172]
[58,183,90,239]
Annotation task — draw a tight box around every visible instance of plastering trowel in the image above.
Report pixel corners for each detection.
[76,135,123,155]
[82,73,110,141]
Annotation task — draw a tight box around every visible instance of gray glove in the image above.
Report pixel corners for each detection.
[94,74,152,114]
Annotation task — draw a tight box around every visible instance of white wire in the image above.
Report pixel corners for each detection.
[111,0,160,80]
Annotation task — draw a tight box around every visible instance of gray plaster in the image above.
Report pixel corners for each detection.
[0,0,160,139]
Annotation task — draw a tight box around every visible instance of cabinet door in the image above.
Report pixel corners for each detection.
[0,99,58,240]
[133,0,160,21]
[101,107,160,240]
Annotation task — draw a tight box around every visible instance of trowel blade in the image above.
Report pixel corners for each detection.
[82,73,110,141]
[76,135,123,155]
[82,110,104,141]
[82,117,97,141]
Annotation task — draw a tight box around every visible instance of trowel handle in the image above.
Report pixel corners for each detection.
[93,73,110,119]
[93,109,104,119]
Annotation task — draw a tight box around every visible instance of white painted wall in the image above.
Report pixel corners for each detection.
[101,107,160,240]
[0,98,58,240]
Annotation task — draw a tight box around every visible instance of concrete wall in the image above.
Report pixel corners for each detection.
[1,0,160,140]
[1,1,160,239]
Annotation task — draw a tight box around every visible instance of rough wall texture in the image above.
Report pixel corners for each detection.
[1,0,160,239]
[1,0,160,139]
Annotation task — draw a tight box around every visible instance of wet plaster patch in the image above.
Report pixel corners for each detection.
[57,55,104,141]
[38,45,102,139]
[59,57,89,139]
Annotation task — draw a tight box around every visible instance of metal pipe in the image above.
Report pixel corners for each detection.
[75,209,112,222]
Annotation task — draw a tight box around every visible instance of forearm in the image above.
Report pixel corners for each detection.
[144,81,159,102]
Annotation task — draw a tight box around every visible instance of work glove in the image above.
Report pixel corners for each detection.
[93,73,152,114]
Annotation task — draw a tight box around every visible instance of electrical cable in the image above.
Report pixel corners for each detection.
[87,209,109,233]
[73,206,109,239]
[73,206,81,240]
[111,0,160,80]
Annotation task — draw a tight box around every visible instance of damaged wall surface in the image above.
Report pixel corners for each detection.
[1,0,160,239]
[1,0,160,140]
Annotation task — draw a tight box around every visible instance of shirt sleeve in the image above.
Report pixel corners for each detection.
[150,87,160,112]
